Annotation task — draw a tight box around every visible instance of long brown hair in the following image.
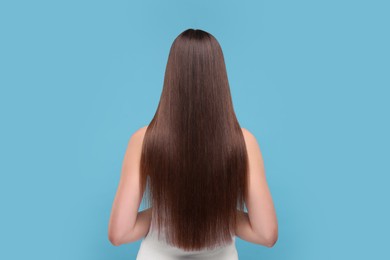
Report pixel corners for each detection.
[140,28,248,251]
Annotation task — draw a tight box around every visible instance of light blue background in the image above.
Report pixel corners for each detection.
[1,0,389,259]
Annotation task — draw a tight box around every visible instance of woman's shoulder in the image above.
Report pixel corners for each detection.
[241,127,256,142]
[137,125,149,134]
[125,126,149,152]
[131,125,148,139]
[241,127,262,156]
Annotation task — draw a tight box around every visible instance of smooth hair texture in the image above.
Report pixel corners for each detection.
[140,28,248,251]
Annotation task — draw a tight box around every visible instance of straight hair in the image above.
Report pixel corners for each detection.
[140,28,248,251]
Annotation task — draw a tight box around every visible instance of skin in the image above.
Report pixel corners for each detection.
[236,128,278,247]
[108,126,278,247]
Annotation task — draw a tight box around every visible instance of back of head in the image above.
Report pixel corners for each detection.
[140,28,248,251]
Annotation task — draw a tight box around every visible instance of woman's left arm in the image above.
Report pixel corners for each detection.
[119,207,152,244]
[108,126,149,246]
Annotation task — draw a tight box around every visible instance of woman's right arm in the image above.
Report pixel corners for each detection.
[235,128,278,247]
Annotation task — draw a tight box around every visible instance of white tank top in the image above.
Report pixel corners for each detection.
[136,218,239,260]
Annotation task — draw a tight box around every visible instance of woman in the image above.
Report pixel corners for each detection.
[108,28,278,259]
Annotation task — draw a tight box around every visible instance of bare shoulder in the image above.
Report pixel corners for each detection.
[241,127,259,147]
[241,127,252,138]
[240,127,264,164]
[136,125,148,135]
[131,125,148,140]
[124,126,148,153]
